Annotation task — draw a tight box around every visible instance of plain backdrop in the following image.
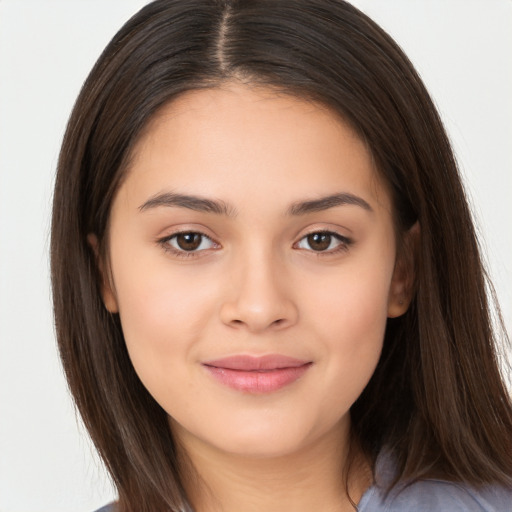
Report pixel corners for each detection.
[0,1,510,511]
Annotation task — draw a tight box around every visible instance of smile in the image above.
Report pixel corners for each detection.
[202,355,313,393]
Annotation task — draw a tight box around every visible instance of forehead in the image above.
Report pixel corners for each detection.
[120,82,391,215]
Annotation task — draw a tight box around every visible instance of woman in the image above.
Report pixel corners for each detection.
[51,1,512,510]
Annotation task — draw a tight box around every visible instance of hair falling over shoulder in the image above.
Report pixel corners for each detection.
[51,1,512,510]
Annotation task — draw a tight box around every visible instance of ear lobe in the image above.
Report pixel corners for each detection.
[387,222,419,318]
[87,234,119,313]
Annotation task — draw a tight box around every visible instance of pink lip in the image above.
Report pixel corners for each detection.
[202,355,312,393]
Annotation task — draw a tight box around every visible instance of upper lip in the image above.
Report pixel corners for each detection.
[202,354,311,371]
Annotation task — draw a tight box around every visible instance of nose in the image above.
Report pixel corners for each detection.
[219,250,299,333]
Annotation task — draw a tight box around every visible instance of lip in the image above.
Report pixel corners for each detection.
[202,355,312,393]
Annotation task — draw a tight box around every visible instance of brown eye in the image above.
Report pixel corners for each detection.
[295,231,351,253]
[164,232,217,254]
[307,232,332,251]
[175,233,203,251]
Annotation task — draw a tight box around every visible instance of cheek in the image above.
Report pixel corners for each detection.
[307,257,392,340]
[112,261,219,386]
[303,261,392,402]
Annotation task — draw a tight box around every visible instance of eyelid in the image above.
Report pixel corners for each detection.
[157,229,221,258]
[156,225,353,258]
[293,229,353,255]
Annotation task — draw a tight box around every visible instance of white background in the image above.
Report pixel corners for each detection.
[0,1,510,511]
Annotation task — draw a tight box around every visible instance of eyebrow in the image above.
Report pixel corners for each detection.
[287,192,373,215]
[139,191,236,216]
[138,191,373,216]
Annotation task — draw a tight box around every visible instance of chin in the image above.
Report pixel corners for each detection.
[216,434,310,459]
[184,413,348,461]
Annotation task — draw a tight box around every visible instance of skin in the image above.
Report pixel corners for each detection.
[98,82,413,512]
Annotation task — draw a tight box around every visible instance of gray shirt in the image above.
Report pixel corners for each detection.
[94,453,512,511]
[359,462,511,511]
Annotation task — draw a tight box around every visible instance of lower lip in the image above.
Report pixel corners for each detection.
[203,364,312,393]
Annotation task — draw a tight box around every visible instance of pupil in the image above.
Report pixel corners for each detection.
[177,233,201,251]
[308,233,331,251]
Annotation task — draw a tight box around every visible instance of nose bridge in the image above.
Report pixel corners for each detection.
[220,241,298,332]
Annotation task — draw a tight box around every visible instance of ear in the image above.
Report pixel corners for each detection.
[387,222,419,318]
[87,234,119,313]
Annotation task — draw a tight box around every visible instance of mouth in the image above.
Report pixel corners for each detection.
[202,354,313,393]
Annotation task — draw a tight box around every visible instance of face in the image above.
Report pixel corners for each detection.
[100,83,410,460]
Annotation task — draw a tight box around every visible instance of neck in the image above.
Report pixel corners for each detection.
[174,419,372,512]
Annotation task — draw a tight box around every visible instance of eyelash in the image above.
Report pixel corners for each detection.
[294,231,353,256]
[158,230,353,258]
[158,231,219,258]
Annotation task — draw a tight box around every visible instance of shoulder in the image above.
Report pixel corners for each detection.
[93,504,115,512]
[358,451,512,512]
[360,479,512,512]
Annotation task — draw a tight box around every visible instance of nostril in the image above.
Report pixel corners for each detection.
[229,318,286,329]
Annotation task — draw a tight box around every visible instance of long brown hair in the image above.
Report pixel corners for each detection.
[51,1,512,510]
